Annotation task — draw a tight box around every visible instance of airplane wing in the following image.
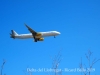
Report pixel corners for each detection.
[25,24,37,36]
[25,24,43,42]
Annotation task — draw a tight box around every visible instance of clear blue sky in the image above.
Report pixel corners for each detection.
[0,0,100,75]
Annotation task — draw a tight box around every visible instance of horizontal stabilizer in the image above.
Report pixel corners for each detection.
[10,30,18,39]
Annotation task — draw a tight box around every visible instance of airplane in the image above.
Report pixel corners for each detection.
[10,24,61,42]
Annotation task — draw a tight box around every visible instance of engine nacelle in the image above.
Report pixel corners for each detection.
[38,38,44,41]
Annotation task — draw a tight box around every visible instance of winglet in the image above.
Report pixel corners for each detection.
[24,23,29,28]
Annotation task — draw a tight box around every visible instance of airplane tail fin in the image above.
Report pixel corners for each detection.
[10,30,18,39]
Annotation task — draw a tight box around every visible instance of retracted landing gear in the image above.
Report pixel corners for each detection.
[34,39,37,42]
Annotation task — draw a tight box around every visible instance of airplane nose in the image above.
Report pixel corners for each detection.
[58,32,61,35]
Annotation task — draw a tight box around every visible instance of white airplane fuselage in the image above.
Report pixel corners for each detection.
[14,31,60,39]
[10,24,61,42]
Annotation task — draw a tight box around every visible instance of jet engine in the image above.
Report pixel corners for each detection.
[33,38,44,42]
[38,38,44,41]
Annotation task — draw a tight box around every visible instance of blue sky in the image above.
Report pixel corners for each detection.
[0,0,100,75]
